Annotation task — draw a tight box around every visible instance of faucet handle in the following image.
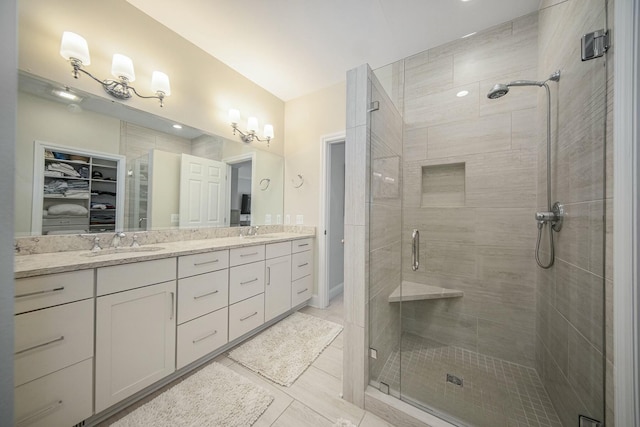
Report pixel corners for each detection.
[91,236,102,252]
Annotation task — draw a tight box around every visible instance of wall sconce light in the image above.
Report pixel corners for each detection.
[60,31,171,107]
[228,109,274,146]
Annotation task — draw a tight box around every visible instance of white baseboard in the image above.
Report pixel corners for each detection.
[309,294,322,308]
[329,282,344,301]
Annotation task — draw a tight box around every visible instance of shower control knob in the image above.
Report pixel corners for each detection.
[535,211,556,222]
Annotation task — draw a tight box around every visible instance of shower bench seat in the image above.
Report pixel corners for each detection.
[388,281,463,303]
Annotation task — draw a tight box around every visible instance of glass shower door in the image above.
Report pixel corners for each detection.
[368,64,405,400]
[367,1,609,426]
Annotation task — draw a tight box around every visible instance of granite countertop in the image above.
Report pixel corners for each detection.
[15,232,313,279]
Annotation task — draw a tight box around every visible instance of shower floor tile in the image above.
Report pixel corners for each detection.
[376,333,562,427]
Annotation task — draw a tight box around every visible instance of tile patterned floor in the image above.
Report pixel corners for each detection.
[376,333,562,427]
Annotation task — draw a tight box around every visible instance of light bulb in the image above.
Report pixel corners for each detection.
[60,31,91,65]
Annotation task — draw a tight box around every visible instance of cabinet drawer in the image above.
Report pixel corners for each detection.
[42,217,89,226]
[229,294,264,342]
[97,258,176,296]
[178,250,229,278]
[15,358,93,427]
[177,307,228,370]
[178,269,229,324]
[292,275,313,307]
[266,241,291,259]
[15,270,93,314]
[292,250,313,281]
[229,261,265,304]
[229,245,265,267]
[292,238,313,253]
[14,299,94,387]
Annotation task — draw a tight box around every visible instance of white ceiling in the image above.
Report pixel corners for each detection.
[126,0,540,101]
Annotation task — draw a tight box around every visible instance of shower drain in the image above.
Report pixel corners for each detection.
[446,373,463,387]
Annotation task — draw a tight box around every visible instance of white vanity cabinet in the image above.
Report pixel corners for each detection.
[13,270,94,427]
[95,258,177,413]
[291,238,314,306]
[176,250,230,370]
[228,245,266,341]
[265,242,292,322]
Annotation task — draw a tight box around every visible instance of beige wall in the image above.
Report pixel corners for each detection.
[18,0,285,158]
[16,91,121,235]
[284,82,346,227]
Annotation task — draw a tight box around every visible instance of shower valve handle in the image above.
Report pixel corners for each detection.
[535,211,557,222]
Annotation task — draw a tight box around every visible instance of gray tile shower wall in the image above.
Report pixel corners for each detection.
[536,0,612,425]
[399,12,539,369]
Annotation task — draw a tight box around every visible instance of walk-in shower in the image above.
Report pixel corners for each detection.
[355,2,610,426]
[487,70,563,269]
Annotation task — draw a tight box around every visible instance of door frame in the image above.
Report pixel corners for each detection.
[315,132,346,309]
[223,152,255,227]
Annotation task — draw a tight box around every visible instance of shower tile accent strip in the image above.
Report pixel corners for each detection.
[376,333,562,427]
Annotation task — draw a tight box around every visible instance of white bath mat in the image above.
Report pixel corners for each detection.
[111,362,273,427]
[228,311,343,386]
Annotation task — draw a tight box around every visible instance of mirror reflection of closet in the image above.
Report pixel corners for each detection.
[229,160,252,226]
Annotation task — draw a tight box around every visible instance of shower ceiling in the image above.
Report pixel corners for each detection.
[125,0,540,101]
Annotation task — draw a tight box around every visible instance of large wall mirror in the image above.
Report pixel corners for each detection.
[16,72,284,236]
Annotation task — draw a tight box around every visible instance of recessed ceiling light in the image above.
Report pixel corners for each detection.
[52,88,82,102]
[462,32,477,39]
[172,124,183,129]
[456,90,470,97]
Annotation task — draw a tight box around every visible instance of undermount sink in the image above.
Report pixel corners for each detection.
[82,246,165,257]
[241,234,279,239]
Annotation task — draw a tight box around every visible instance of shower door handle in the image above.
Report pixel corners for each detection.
[412,229,419,271]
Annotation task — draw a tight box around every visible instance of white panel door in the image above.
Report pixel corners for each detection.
[179,154,226,228]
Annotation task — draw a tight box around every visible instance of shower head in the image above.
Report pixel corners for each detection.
[487,83,509,99]
[486,70,561,99]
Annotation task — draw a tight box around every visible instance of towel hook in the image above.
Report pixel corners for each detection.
[259,178,271,191]
[292,174,304,188]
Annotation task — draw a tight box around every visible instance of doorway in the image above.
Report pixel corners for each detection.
[319,135,346,308]
[224,153,255,227]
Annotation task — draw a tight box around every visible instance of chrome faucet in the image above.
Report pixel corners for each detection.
[112,232,126,248]
[91,236,102,252]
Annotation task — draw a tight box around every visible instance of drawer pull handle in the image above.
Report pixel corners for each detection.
[298,262,309,268]
[240,252,259,257]
[16,399,63,427]
[15,336,65,356]
[240,278,258,285]
[298,243,309,247]
[170,292,175,320]
[194,290,219,300]
[240,311,258,321]
[267,267,271,286]
[297,288,309,295]
[15,286,65,299]
[192,330,218,344]
[193,259,219,266]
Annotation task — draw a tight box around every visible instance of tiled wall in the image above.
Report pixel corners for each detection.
[535,0,612,425]
[399,13,540,369]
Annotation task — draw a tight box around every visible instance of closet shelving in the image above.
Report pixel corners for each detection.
[33,141,125,235]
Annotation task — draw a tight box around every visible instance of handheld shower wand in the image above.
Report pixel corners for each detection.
[487,70,562,269]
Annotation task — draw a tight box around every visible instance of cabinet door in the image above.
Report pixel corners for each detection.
[265,255,292,322]
[95,281,176,413]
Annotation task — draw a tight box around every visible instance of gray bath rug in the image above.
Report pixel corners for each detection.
[111,362,273,427]
[228,311,343,386]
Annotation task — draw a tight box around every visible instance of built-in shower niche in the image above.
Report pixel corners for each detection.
[421,163,465,207]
